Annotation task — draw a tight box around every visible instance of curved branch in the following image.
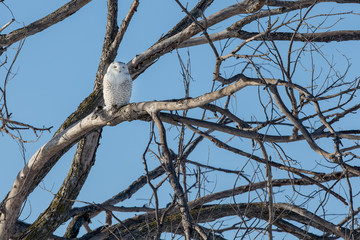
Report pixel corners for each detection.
[267,0,360,7]
[187,171,353,210]
[269,85,332,158]
[78,202,353,239]
[65,165,165,233]
[180,30,360,48]
[160,113,360,142]
[128,0,266,78]
[158,0,215,41]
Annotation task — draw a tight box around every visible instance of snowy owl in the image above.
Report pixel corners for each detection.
[103,61,132,111]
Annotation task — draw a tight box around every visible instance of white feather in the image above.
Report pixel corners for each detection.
[103,61,132,110]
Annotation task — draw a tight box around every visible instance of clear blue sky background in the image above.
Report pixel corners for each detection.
[1,0,360,238]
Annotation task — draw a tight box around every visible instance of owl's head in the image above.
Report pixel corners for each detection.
[109,61,129,73]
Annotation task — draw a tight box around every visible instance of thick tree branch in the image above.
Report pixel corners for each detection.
[180,30,360,48]
[0,0,92,50]
[95,0,139,89]
[158,0,215,41]
[19,130,101,240]
[266,0,360,7]
[160,112,360,142]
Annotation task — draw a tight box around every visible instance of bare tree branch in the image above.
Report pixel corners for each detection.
[0,0,92,50]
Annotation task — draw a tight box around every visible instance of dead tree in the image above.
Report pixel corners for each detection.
[1,0,360,239]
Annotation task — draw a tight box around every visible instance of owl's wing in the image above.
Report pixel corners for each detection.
[103,74,112,89]
[103,74,114,109]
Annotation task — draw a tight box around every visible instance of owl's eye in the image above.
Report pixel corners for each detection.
[113,65,118,69]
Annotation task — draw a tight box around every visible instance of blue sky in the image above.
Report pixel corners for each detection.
[1,0,360,238]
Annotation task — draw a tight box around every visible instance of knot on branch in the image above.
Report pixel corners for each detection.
[244,0,265,13]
